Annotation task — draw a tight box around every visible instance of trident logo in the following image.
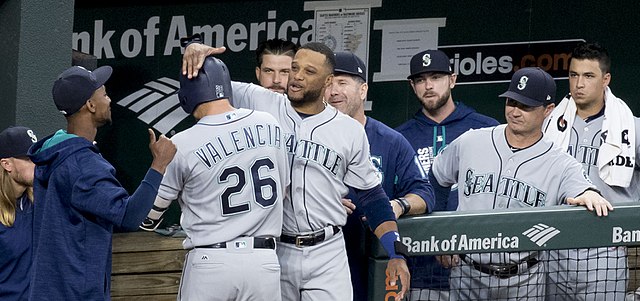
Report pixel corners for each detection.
[422,53,432,67]
[517,76,528,90]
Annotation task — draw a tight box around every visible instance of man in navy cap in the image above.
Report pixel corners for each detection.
[0,126,37,301]
[394,49,499,301]
[430,67,612,301]
[325,52,434,301]
[27,65,177,301]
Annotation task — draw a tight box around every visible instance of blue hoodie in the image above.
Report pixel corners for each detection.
[27,130,162,301]
[395,102,498,290]
[396,102,499,210]
[0,194,33,301]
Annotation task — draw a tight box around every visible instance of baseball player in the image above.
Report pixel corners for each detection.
[396,49,498,301]
[153,57,290,301]
[543,42,640,301]
[0,126,37,301]
[141,38,298,231]
[430,67,612,301]
[326,51,434,301]
[182,41,411,301]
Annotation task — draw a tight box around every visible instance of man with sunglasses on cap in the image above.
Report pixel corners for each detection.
[325,51,434,301]
[429,67,612,300]
[27,65,176,301]
[0,126,37,301]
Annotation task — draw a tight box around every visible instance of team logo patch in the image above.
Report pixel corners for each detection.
[234,241,247,249]
[556,115,567,132]
[422,53,432,67]
[517,76,528,90]
[215,85,225,98]
[622,130,630,145]
[370,155,384,183]
[357,66,363,74]
[522,223,560,246]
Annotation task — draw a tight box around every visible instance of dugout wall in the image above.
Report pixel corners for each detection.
[55,0,640,214]
[371,203,640,300]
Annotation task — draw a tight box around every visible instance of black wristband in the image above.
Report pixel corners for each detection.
[395,197,411,216]
[394,240,410,259]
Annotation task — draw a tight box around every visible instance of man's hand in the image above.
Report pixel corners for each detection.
[390,200,403,219]
[385,258,410,300]
[182,43,227,79]
[436,254,460,268]
[341,198,356,215]
[148,129,177,175]
[566,190,613,216]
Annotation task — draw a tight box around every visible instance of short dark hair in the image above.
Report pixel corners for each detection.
[571,42,611,74]
[299,42,335,72]
[256,39,298,67]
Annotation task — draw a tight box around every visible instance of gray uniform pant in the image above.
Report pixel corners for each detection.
[546,247,627,301]
[277,230,352,301]
[450,257,545,301]
[178,238,281,301]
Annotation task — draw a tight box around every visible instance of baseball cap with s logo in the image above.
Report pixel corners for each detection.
[499,67,556,107]
[0,126,37,159]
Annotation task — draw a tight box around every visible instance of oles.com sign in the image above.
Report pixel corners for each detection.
[440,39,585,84]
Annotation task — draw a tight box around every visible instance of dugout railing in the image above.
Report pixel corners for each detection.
[369,202,640,300]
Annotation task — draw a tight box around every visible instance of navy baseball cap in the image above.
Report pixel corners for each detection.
[333,52,367,81]
[52,65,113,116]
[408,49,452,79]
[0,126,37,159]
[499,67,556,107]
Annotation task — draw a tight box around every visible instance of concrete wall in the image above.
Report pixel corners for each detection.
[0,0,74,137]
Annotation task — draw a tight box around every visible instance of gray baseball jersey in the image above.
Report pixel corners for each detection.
[231,82,380,234]
[432,125,594,213]
[431,124,596,300]
[544,114,640,301]
[158,108,290,249]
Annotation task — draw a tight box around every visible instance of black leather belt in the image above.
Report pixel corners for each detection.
[459,254,539,279]
[196,237,275,249]
[280,226,340,247]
